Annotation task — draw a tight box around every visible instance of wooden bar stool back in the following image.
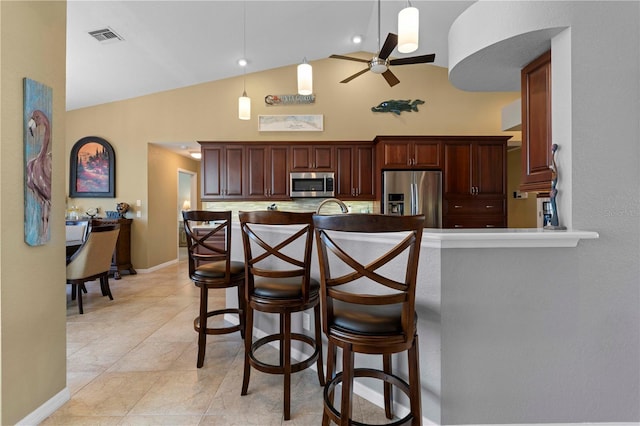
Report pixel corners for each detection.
[182,210,245,368]
[313,213,425,426]
[239,210,325,421]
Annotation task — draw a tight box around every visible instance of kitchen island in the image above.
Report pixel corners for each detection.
[227,224,598,424]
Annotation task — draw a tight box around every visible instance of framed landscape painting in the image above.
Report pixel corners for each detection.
[69,136,116,198]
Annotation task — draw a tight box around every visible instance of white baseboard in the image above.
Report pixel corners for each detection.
[16,387,70,426]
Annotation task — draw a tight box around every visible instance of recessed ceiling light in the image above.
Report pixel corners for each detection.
[238,58,248,67]
[352,35,362,44]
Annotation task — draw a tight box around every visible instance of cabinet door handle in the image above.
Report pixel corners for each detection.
[485,224,496,228]
[485,205,495,209]
[454,205,462,209]
[454,224,463,228]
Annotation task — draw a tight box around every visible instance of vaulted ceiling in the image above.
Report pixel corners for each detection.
[67,1,475,111]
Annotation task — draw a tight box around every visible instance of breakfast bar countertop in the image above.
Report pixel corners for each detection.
[420,227,599,248]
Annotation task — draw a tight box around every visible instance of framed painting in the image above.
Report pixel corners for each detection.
[24,78,53,246]
[69,136,116,198]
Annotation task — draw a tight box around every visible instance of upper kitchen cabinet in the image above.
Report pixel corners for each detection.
[520,50,552,192]
[290,144,334,171]
[200,144,244,200]
[335,143,375,200]
[245,145,290,200]
[375,136,441,169]
[443,137,508,199]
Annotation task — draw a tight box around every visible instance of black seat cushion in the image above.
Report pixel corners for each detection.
[193,260,245,279]
[332,300,406,335]
[253,276,319,299]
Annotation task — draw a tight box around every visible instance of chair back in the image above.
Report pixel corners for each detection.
[182,210,233,279]
[66,225,120,280]
[65,220,91,244]
[312,213,424,340]
[239,211,315,302]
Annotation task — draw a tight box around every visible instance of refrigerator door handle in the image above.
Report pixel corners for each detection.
[411,183,418,215]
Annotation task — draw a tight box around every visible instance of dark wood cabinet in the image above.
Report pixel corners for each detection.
[443,137,508,228]
[520,50,552,192]
[443,140,506,198]
[201,144,244,200]
[92,217,135,279]
[375,137,441,169]
[290,145,334,171]
[246,145,289,200]
[335,144,375,200]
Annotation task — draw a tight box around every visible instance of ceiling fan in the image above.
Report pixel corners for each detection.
[330,1,435,87]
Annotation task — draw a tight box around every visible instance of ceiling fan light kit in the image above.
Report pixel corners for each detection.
[297,58,313,95]
[398,4,419,53]
[329,0,433,87]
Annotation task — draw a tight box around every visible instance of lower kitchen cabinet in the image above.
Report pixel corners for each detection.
[443,199,506,228]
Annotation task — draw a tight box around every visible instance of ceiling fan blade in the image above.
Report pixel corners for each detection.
[330,54,370,63]
[382,69,400,87]
[340,68,370,83]
[379,33,398,60]
[389,54,436,66]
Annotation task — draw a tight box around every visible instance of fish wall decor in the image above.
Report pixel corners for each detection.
[371,99,425,115]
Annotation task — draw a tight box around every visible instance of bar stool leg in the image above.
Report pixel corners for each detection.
[340,344,354,426]
[196,285,208,368]
[383,353,394,419]
[408,336,422,425]
[283,312,292,421]
[236,282,245,339]
[241,306,254,395]
[314,304,325,386]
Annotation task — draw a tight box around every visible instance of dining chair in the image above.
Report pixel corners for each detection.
[239,210,325,421]
[66,224,120,314]
[313,213,425,426]
[182,210,245,368]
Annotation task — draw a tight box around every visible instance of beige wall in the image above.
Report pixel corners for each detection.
[507,147,538,227]
[66,46,520,270]
[0,1,67,424]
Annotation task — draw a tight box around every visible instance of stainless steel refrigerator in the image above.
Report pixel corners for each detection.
[382,170,442,228]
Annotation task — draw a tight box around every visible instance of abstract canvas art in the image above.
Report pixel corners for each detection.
[24,78,53,246]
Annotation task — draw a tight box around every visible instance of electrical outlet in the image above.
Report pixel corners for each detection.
[136,210,141,218]
[302,312,310,331]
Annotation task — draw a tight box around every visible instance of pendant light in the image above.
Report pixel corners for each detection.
[297,57,312,95]
[398,1,419,53]
[238,1,251,120]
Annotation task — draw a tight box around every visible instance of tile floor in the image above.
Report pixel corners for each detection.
[42,256,386,425]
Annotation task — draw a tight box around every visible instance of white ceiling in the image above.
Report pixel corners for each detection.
[67,0,475,156]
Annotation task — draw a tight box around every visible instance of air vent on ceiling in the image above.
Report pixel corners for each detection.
[88,27,124,43]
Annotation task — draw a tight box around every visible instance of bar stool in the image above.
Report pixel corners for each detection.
[182,210,245,368]
[239,210,325,420]
[313,213,425,426]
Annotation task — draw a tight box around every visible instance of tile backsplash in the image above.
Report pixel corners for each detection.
[202,199,375,222]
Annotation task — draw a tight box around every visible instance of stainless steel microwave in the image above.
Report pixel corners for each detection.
[289,172,335,198]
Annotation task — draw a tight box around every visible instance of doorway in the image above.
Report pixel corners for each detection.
[178,169,197,261]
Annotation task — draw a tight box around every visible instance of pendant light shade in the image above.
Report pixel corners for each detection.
[398,5,419,53]
[297,58,313,95]
[238,90,251,120]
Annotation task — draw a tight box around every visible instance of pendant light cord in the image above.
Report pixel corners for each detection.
[243,0,247,93]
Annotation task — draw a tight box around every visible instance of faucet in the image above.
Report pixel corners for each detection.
[315,198,349,214]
